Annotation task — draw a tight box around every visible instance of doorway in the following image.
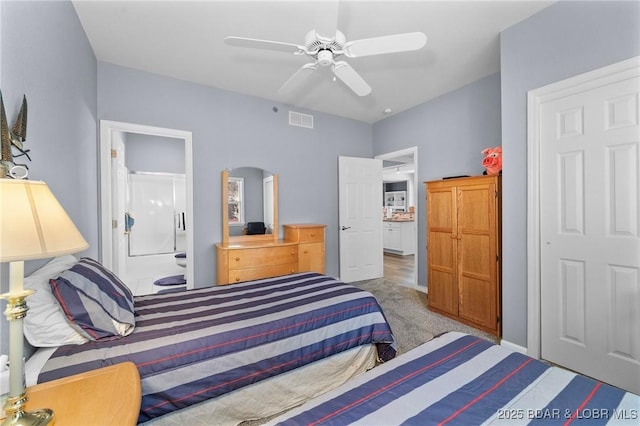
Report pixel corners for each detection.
[99,120,194,295]
[376,147,418,289]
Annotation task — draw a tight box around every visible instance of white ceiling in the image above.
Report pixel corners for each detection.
[72,0,553,123]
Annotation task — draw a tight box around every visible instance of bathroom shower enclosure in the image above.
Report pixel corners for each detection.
[127,172,186,257]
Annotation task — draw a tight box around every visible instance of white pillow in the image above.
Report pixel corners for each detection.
[23,255,89,347]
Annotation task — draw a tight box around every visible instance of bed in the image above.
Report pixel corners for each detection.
[22,256,395,424]
[268,332,640,425]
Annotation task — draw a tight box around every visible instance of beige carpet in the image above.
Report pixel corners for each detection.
[352,278,497,355]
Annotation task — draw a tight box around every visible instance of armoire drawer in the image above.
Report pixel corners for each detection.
[228,263,298,284]
[228,245,298,270]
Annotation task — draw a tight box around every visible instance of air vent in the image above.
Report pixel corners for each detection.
[289,111,314,129]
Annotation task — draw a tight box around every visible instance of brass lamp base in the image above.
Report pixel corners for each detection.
[2,393,54,426]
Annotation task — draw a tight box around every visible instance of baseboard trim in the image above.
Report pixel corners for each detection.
[500,339,527,355]
[399,282,426,293]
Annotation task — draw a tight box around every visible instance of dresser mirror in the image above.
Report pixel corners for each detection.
[221,167,278,244]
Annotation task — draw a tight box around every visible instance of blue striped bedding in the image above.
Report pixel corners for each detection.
[37,273,396,423]
[269,332,640,425]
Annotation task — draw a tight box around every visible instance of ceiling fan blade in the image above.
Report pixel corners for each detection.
[332,61,371,96]
[343,32,427,58]
[278,63,317,94]
[224,36,305,54]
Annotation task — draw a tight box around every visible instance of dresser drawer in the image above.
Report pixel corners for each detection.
[228,263,298,284]
[284,225,325,243]
[228,245,298,270]
[297,227,324,243]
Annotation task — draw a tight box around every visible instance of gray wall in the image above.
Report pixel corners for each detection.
[0,0,97,351]
[500,0,640,347]
[125,133,186,174]
[372,73,502,290]
[97,62,373,286]
[0,1,98,258]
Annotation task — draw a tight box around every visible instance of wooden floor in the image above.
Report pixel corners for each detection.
[383,253,415,287]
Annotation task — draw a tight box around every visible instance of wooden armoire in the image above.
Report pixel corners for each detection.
[425,175,501,336]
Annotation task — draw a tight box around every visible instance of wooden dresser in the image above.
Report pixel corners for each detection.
[425,175,501,336]
[216,224,326,285]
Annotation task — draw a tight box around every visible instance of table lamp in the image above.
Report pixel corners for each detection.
[0,176,88,425]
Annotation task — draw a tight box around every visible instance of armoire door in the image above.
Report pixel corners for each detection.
[457,181,499,332]
[427,186,458,316]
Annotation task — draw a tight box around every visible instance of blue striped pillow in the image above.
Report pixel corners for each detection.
[49,258,135,341]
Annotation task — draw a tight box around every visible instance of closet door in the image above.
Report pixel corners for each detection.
[457,180,499,332]
[539,68,639,393]
[427,185,458,316]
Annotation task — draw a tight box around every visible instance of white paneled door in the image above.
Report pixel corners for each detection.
[540,68,640,393]
[339,156,383,282]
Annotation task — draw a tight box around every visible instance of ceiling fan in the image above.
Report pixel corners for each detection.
[224,29,427,97]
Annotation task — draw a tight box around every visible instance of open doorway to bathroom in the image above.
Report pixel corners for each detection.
[100,121,194,296]
[375,147,418,289]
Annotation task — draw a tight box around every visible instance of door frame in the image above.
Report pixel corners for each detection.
[526,56,640,358]
[375,146,419,290]
[262,175,275,234]
[99,120,194,288]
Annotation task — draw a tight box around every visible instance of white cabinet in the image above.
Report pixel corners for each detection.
[384,191,406,211]
[384,224,403,251]
[383,221,415,255]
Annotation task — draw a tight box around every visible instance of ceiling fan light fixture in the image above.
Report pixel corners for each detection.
[317,50,334,67]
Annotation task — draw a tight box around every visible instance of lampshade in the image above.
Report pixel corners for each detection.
[0,178,89,262]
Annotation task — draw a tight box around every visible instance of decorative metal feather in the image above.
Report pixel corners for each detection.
[12,95,27,144]
[0,91,30,178]
[0,91,13,177]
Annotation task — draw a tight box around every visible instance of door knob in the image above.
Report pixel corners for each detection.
[341,226,351,231]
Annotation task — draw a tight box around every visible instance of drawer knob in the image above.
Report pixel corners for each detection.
[303,250,308,254]
[310,233,315,237]
[235,257,240,261]
[235,277,240,282]
[291,251,295,255]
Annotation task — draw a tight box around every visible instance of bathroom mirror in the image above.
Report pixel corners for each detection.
[221,167,278,244]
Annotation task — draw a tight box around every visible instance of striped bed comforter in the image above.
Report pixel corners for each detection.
[270,332,640,426]
[38,273,396,423]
